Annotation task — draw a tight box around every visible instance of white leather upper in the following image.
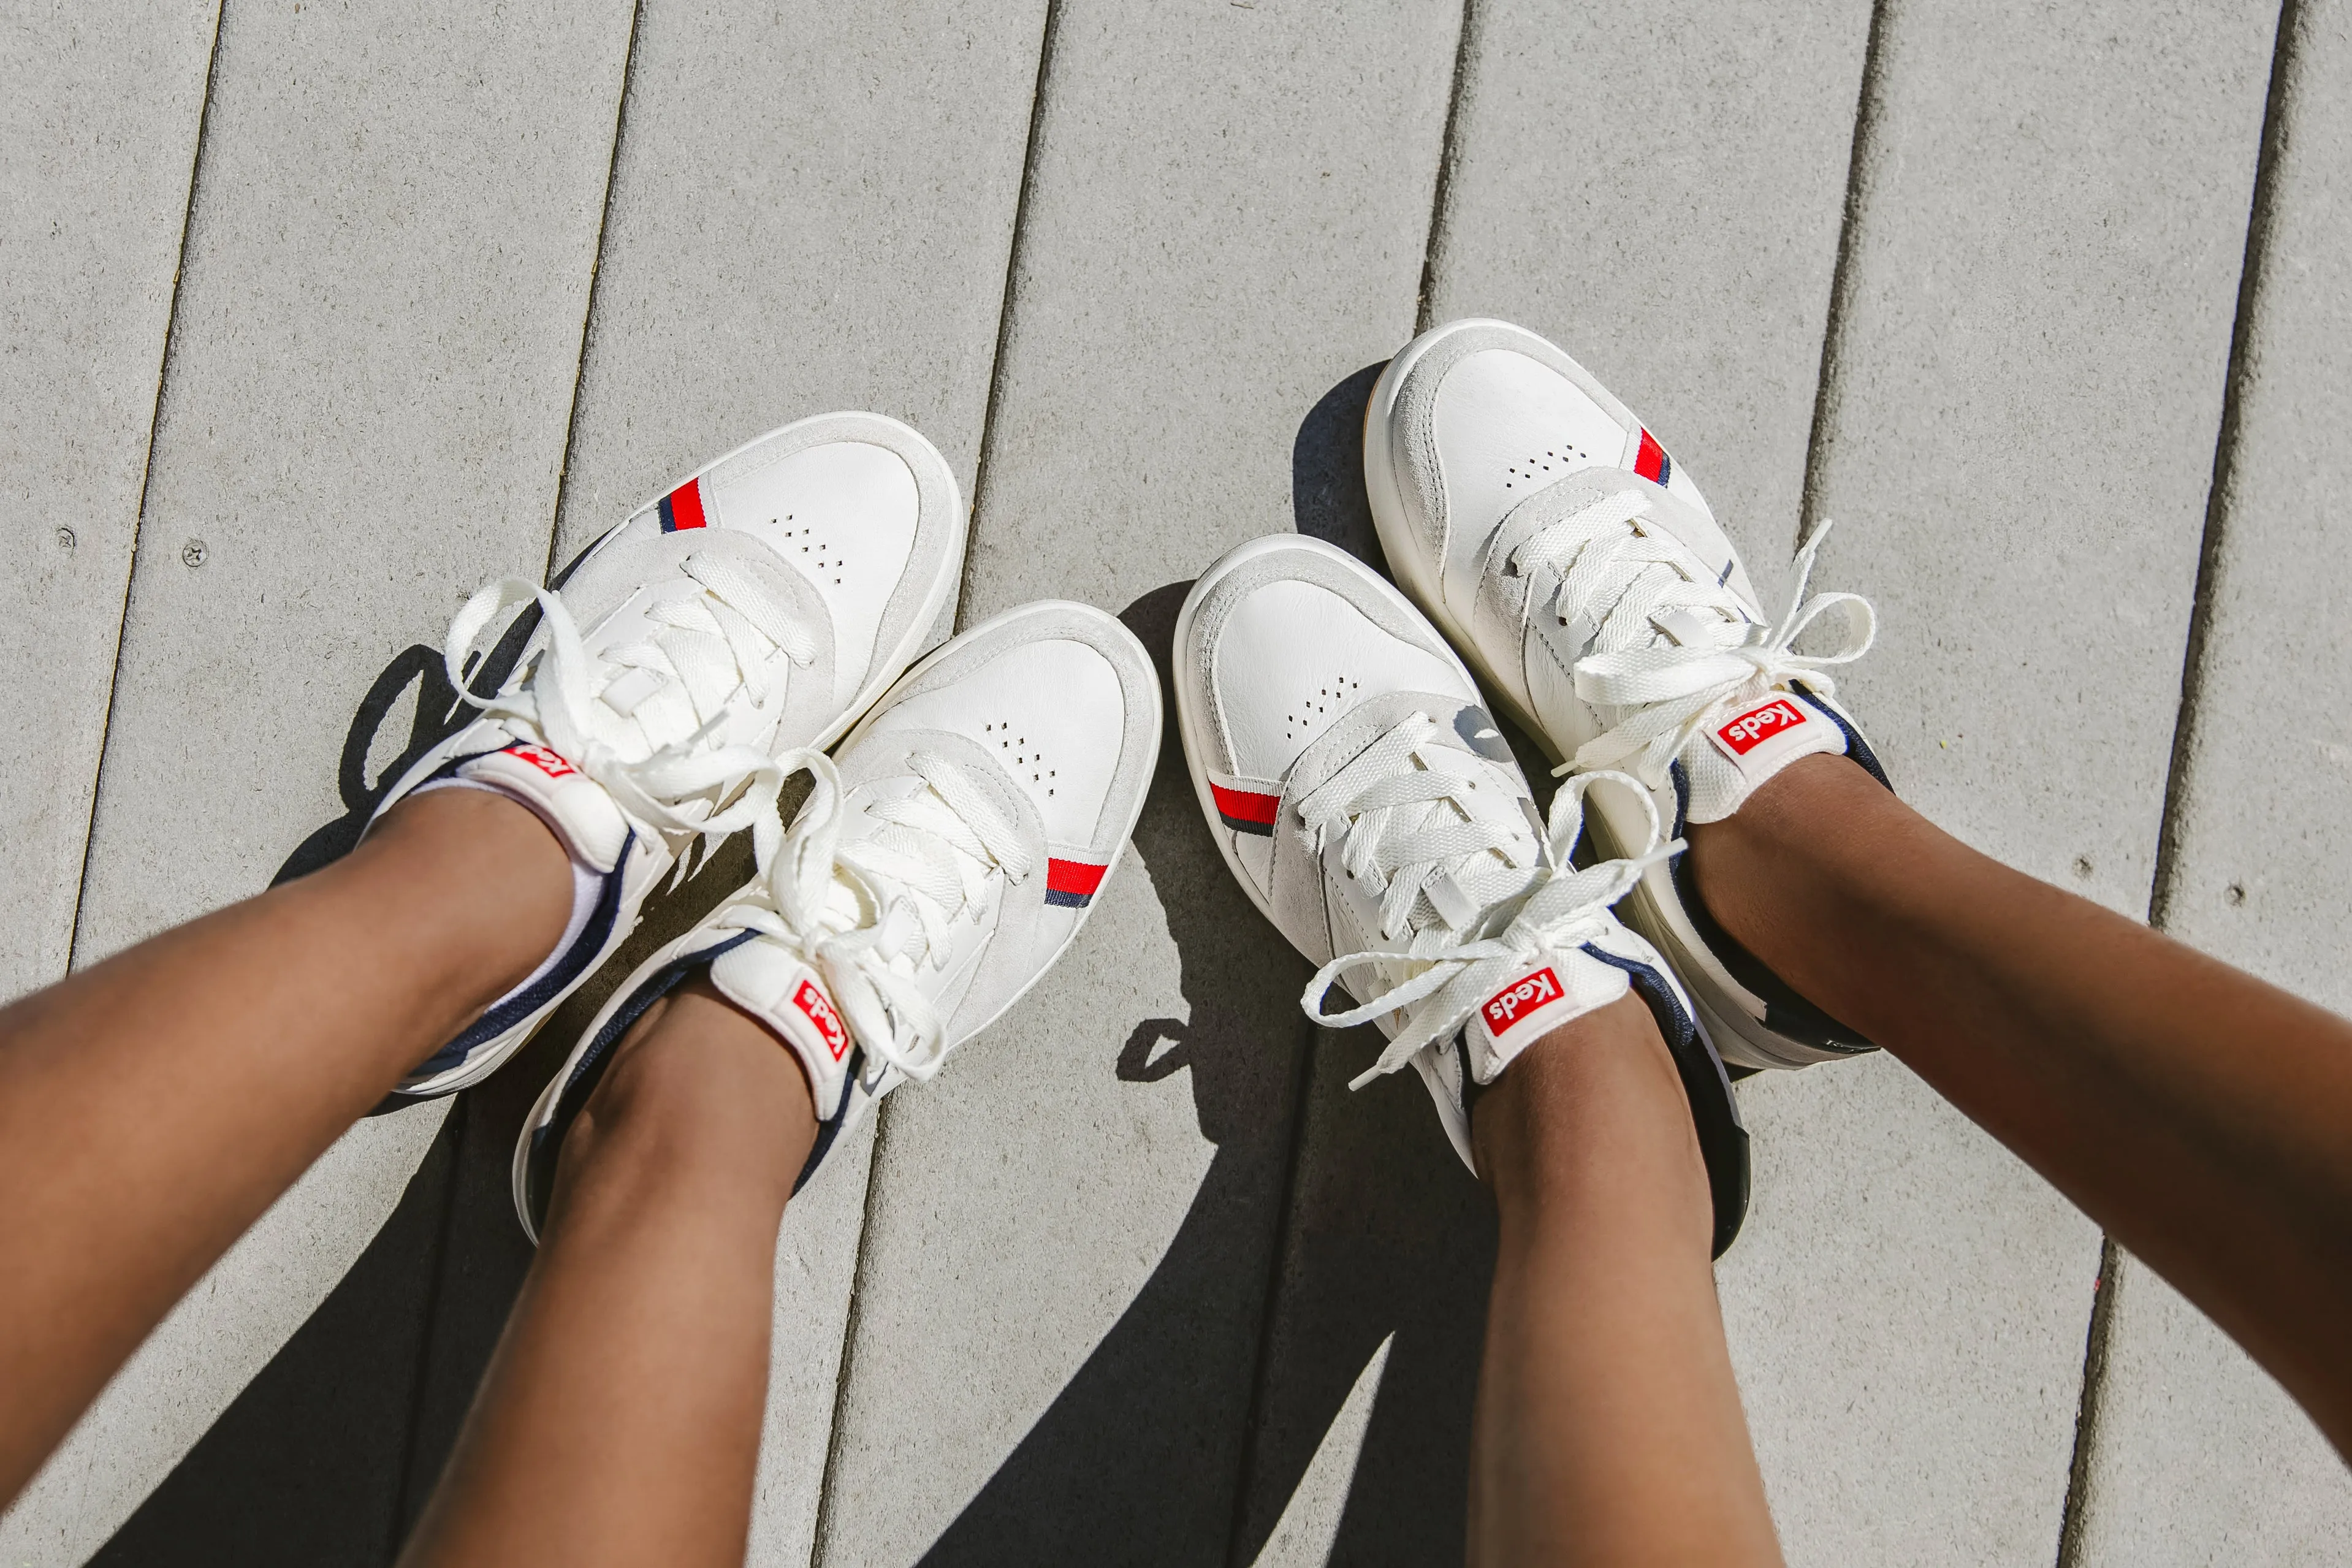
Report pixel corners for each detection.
[865,631,1128,848]
[1212,576,1472,782]
[704,439,919,710]
[1430,346,1631,617]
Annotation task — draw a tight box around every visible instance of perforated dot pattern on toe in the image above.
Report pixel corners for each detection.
[1502,444,1590,492]
[1283,673,1366,743]
[984,720,1059,796]
[774,514,850,586]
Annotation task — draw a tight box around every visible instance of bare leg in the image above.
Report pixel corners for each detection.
[1468,992,1783,1568]
[0,788,571,1504]
[1689,755,2352,1456]
[400,979,816,1568]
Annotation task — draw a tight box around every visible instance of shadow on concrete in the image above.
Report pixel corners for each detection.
[914,363,1499,1567]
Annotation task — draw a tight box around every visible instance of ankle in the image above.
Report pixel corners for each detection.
[1685,753,1897,956]
[1472,994,1714,1255]
[341,785,576,1002]
[550,983,818,1228]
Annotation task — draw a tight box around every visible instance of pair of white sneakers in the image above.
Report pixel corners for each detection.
[1174,319,1886,1257]
[367,413,1159,1240]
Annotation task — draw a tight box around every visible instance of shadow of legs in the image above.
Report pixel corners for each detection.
[89,1102,465,1567]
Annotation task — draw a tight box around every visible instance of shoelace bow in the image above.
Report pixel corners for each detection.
[1513,492,1874,787]
[714,748,1030,1085]
[446,558,817,877]
[1302,762,1678,1089]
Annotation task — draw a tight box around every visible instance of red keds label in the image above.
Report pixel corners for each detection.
[1716,698,1808,757]
[1483,967,1562,1036]
[504,742,578,780]
[794,979,850,1061]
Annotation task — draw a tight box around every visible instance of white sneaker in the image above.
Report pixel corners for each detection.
[373,412,966,1098]
[1365,318,1889,1071]
[512,600,1160,1239]
[1173,534,1748,1256]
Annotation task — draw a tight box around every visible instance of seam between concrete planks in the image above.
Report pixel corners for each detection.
[544,0,652,587]
[1794,0,1892,560]
[1412,0,1481,340]
[2053,1,2307,1562]
[805,4,1067,1562]
[62,1,226,978]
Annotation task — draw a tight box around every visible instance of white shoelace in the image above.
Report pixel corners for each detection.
[713,749,1031,1084]
[447,561,817,876]
[1301,764,1678,1089]
[1293,712,1542,940]
[1512,492,1874,787]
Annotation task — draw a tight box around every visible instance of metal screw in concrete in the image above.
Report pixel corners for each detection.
[180,539,207,568]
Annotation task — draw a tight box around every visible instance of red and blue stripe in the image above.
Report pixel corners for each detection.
[1045,857,1109,908]
[1634,428,1672,488]
[658,476,709,533]
[1209,782,1279,837]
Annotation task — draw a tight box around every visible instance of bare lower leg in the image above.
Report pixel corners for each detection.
[0,788,570,1502]
[1690,756,2352,1453]
[402,980,816,1568]
[1469,992,1782,1568]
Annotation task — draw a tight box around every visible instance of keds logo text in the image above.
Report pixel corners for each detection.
[793,980,850,1061]
[504,742,578,780]
[1483,968,1562,1035]
[1716,698,1808,757]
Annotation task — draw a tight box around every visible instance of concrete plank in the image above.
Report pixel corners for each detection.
[1426,0,1873,608]
[954,0,1462,620]
[2078,1255,2350,1566]
[1786,1,2282,1561]
[549,0,1047,565]
[1814,0,2277,912]
[4,0,636,1553]
[1785,2,2282,1560]
[2077,2,2352,1554]
[0,0,215,1002]
[815,8,1462,1558]
[389,5,1046,1558]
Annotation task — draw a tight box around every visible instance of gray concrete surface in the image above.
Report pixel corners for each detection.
[2073,2,2352,1556]
[2080,1254,2351,1566]
[3,0,2348,1562]
[1786,2,2285,1558]
[549,0,1046,561]
[0,0,215,1000]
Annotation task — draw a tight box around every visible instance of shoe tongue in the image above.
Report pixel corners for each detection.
[1461,953,1631,1084]
[1679,688,1849,826]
